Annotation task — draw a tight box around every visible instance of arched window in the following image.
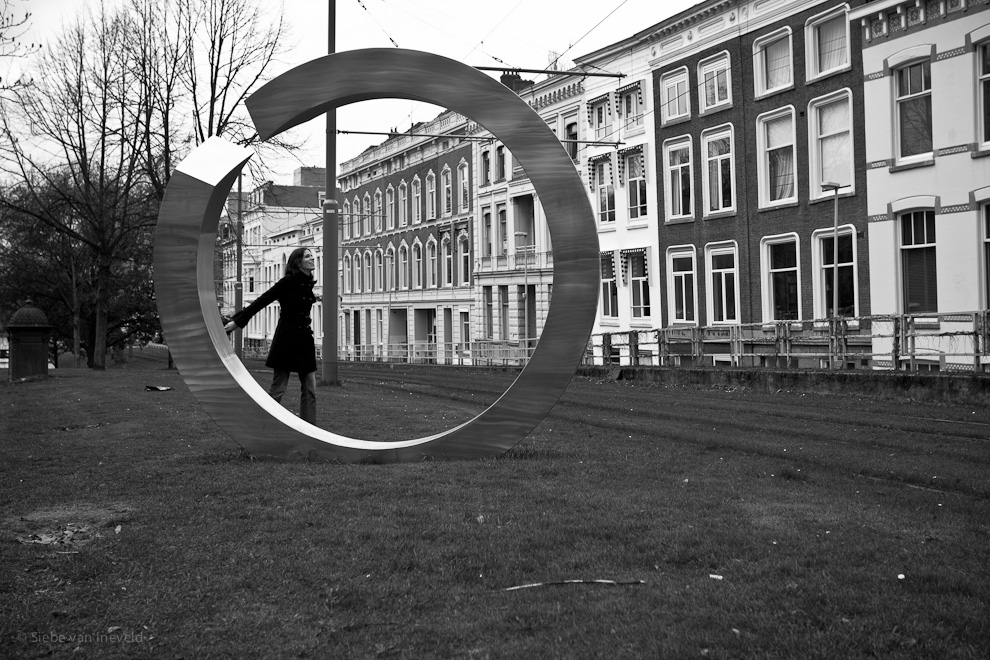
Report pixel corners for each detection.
[441,237,453,287]
[458,233,471,286]
[427,240,438,288]
[412,242,423,289]
[342,254,352,294]
[364,252,373,292]
[398,245,409,290]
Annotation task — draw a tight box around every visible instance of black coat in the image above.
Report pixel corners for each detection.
[231,273,318,374]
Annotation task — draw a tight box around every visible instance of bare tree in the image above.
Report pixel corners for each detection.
[0,6,157,370]
[0,0,36,92]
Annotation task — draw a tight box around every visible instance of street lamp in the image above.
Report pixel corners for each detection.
[514,230,529,362]
[821,181,849,369]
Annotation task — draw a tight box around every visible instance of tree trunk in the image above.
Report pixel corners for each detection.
[92,255,112,370]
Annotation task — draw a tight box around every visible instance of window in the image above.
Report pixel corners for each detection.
[385,187,394,230]
[373,191,382,233]
[364,253,373,293]
[810,92,853,198]
[758,108,797,207]
[385,249,395,291]
[621,85,644,130]
[412,243,422,289]
[814,229,856,318]
[427,240,437,287]
[426,172,436,220]
[593,99,612,139]
[411,177,421,225]
[442,238,453,286]
[441,166,452,216]
[396,182,406,228]
[981,44,990,145]
[707,244,738,324]
[499,286,509,339]
[663,138,693,220]
[484,287,494,338]
[458,161,469,211]
[985,206,990,308]
[342,200,351,239]
[363,193,372,235]
[482,151,491,185]
[398,245,408,290]
[353,198,362,237]
[352,255,362,293]
[763,236,800,321]
[896,60,932,159]
[459,235,470,285]
[565,120,579,160]
[498,206,507,255]
[482,210,492,257]
[374,251,383,291]
[702,127,735,215]
[754,30,792,97]
[668,249,696,323]
[806,8,849,80]
[594,158,615,223]
[901,210,937,313]
[496,146,506,180]
[626,151,647,220]
[628,252,650,318]
[699,53,731,113]
[660,68,690,123]
[601,254,618,318]
[342,255,351,294]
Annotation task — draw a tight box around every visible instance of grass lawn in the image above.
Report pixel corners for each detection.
[1,350,989,659]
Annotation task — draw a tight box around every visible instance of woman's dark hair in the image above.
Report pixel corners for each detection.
[284,247,314,281]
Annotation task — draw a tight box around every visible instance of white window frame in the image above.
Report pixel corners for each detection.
[458,160,470,212]
[397,181,406,228]
[805,5,851,82]
[373,190,382,233]
[894,58,933,163]
[411,176,421,225]
[427,239,438,288]
[667,246,697,325]
[342,254,352,294]
[601,253,618,319]
[442,238,453,287]
[426,171,436,220]
[374,250,384,292]
[342,200,351,239]
[412,241,423,289]
[441,165,452,217]
[660,67,690,124]
[705,242,740,325]
[594,158,616,224]
[808,90,854,201]
[811,225,859,319]
[593,99,612,139]
[698,52,731,114]
[761,233,802,322]
[663,136,694,221]
[628,252,651,319]
[626,150,648,221]
[753,28,793,98]
[352,254,362,293]
[757,106,798,209]
[385,186,394,230]
[458,234,471,286]
[701,125,736,216]
[398,244,409,290]
[363,252,373,293]
[899,209,938,314]
[980,40,990,147]
[363,193,372,235]
[385,248,396,291]
[621,85,644,131]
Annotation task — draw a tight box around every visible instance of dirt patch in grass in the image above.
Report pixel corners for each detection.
[4,502,137,549]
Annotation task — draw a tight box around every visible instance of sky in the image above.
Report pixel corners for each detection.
[15,0,699,184]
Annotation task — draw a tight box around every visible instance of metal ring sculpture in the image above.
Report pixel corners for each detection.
[154,49,599,462]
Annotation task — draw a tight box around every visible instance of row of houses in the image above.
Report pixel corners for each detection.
[220,0,990,372]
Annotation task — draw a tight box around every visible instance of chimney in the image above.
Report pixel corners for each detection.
[500,72,534,95]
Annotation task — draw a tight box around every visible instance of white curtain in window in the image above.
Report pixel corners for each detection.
[766,115,794,200]
[817,17,846,72]
[765,38,791,89]
[818,98,850,185]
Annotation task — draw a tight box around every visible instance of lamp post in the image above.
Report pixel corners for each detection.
[821,181,849,369]
[515,230,528,362]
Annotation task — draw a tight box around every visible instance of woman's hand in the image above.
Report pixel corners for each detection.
[224,321,238,334]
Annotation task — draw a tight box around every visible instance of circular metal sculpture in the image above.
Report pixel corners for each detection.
[154,49,599,462]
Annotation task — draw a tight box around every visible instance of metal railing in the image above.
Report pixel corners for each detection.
[586,311,990,373]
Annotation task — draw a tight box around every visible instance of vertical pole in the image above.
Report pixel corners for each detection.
[235,173,243,360]
[322,0,340,385]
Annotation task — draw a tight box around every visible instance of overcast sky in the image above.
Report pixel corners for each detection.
[15,0,698,183]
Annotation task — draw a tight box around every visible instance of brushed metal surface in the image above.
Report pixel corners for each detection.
[154,49,599,462]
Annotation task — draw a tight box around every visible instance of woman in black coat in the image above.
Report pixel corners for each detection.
[225,247,319,424]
